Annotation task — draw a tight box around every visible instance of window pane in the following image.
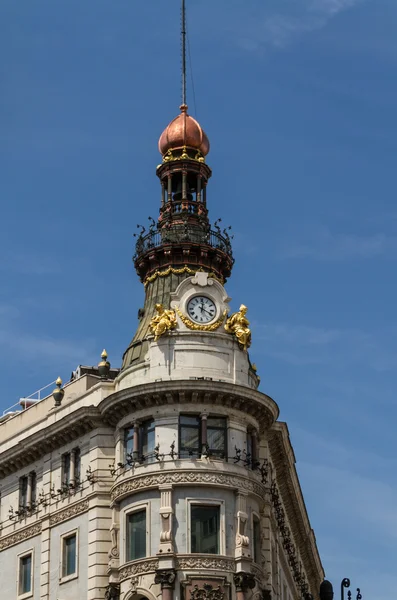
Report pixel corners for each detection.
[207,429,226,455]
[180,415,200,426]
[191,506,220,554]
[74,449,81,484]
[63,454,71,485]
[253,518,261,563]
[63,534,77,577]
[127,509,146,561]
[19,555,32,594]
[20,477,28,507]
[141,420,155,462]
[207,417,226,428]
[125,428,134,458]
[180,427,200,457]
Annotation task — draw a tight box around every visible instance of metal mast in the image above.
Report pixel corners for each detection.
[181,0,187,105]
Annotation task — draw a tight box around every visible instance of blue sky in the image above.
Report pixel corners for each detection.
[1,0,396,596]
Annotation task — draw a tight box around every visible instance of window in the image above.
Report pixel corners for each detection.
[62,449,81,489]
[191,505,220,554]
[127,509,147,561]
[19,476,28,508]
[19,472,37,509]
[125,427,134,460]
[140,419,155,462]
[124,421,156,463]
[18,552,33,597]
[252,515,261,563]
[61,531,78,580]
[207,417,227,458]
[179,415,201,458]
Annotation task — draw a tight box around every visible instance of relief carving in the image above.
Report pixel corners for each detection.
[0,523,42,551]
[119,558,159,581]
[111,472,264,503]
[190,584,224,600]
[175,556,235,571]
[49,499,89,526]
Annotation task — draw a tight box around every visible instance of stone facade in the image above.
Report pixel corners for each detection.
[0,275,324,600]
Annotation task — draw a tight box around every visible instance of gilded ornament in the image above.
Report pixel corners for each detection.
[175,306,228,332]
[144,266,223,287]
[224,304,251,351]
[149,304,177,341]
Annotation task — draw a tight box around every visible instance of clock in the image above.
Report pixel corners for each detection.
[187,296,217,324]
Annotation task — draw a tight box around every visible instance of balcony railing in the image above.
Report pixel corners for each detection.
[134,224,233,260]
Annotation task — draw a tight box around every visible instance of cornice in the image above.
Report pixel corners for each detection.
[111,469,266,504]
[101,380,279,430]
[0,407,102,477]
[268,422,324,594]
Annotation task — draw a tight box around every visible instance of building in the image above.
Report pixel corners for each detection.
[0,16,324,600]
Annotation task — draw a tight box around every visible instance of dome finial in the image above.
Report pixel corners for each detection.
[181,0,187,106]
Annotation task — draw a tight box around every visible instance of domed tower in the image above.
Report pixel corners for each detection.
[122,103,234,370]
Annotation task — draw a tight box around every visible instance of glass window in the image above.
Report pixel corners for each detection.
[140,420,155,462]
[19,554,32,596]
[253,516,261,563]
[62,533,77,578]
[191,505,220,554]
[125,427,134,460]
[30,472,37,506]
[127,509,147,561]
[179,415,200,458]
[19,476,28,508]
[63,453,71,485]
[74,449,81,486]
[207,417,227,458]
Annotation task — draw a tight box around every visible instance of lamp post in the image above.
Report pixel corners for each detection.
[320,578,362,600]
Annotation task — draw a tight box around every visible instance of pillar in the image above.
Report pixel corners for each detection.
[70,449,76,485]
[201,413,208,455]
[197,175,202,203]
[233,573,255,600]
[155,569,176,600]
[167,174,172,202]
[161,181,166,206]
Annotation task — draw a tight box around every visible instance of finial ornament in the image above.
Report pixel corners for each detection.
[224,304,252,351]
[98,349,111,380]
[149,304,177,341]
[52,377,65,407]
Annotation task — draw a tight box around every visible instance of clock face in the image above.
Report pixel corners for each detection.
[187,296,217,323]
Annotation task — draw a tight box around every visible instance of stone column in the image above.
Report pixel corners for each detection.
[161,181,166,206]
[167,174,172,202]
[27,472,33,507]
[70,449,76,485]
[234,572,255,600]
[196,175,202,203]
[155,569,176,600]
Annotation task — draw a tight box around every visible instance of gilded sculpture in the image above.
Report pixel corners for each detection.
[224,304,251,350]
[149,304,177,340]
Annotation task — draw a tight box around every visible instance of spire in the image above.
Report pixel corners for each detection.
[181,0,187,106]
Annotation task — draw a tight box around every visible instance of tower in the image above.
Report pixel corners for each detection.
[0,4,324,600]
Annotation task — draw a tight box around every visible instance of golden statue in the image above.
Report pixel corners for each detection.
[224,304,251,350]
[149,304,177,341]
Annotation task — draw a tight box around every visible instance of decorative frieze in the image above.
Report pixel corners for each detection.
[119,558,159,581]
[49,499,89,526]
[111,471,265,503]
[175,556,235,572]
[190,584,225,600]
[0,522,42,551]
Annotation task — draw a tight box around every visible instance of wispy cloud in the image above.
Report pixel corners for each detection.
[279,227,397,260]
[215,0,365,51]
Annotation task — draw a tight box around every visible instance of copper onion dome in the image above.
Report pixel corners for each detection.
[158,104,210,157]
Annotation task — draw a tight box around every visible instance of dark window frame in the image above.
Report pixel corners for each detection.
[126,507,147,561]
[179,414,201,458]
[18,552,33,596]
[206,416,227,459]
[190,504,221,554]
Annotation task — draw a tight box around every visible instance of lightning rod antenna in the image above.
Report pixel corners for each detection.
[181,0,187,106]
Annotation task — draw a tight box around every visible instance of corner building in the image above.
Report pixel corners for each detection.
[0,105,324,600]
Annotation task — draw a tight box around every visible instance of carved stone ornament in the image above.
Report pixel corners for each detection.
[111,471,265,503]
[119,558,159,582]
[155,569,176,589]
[233,572,256,592]
[261,591,272,600]
[175,556,235,572]
[190,584,224,600]
[49,499,89,526]
[0,523,42,551]
[105,583,120,600]
[130,576,139,593]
